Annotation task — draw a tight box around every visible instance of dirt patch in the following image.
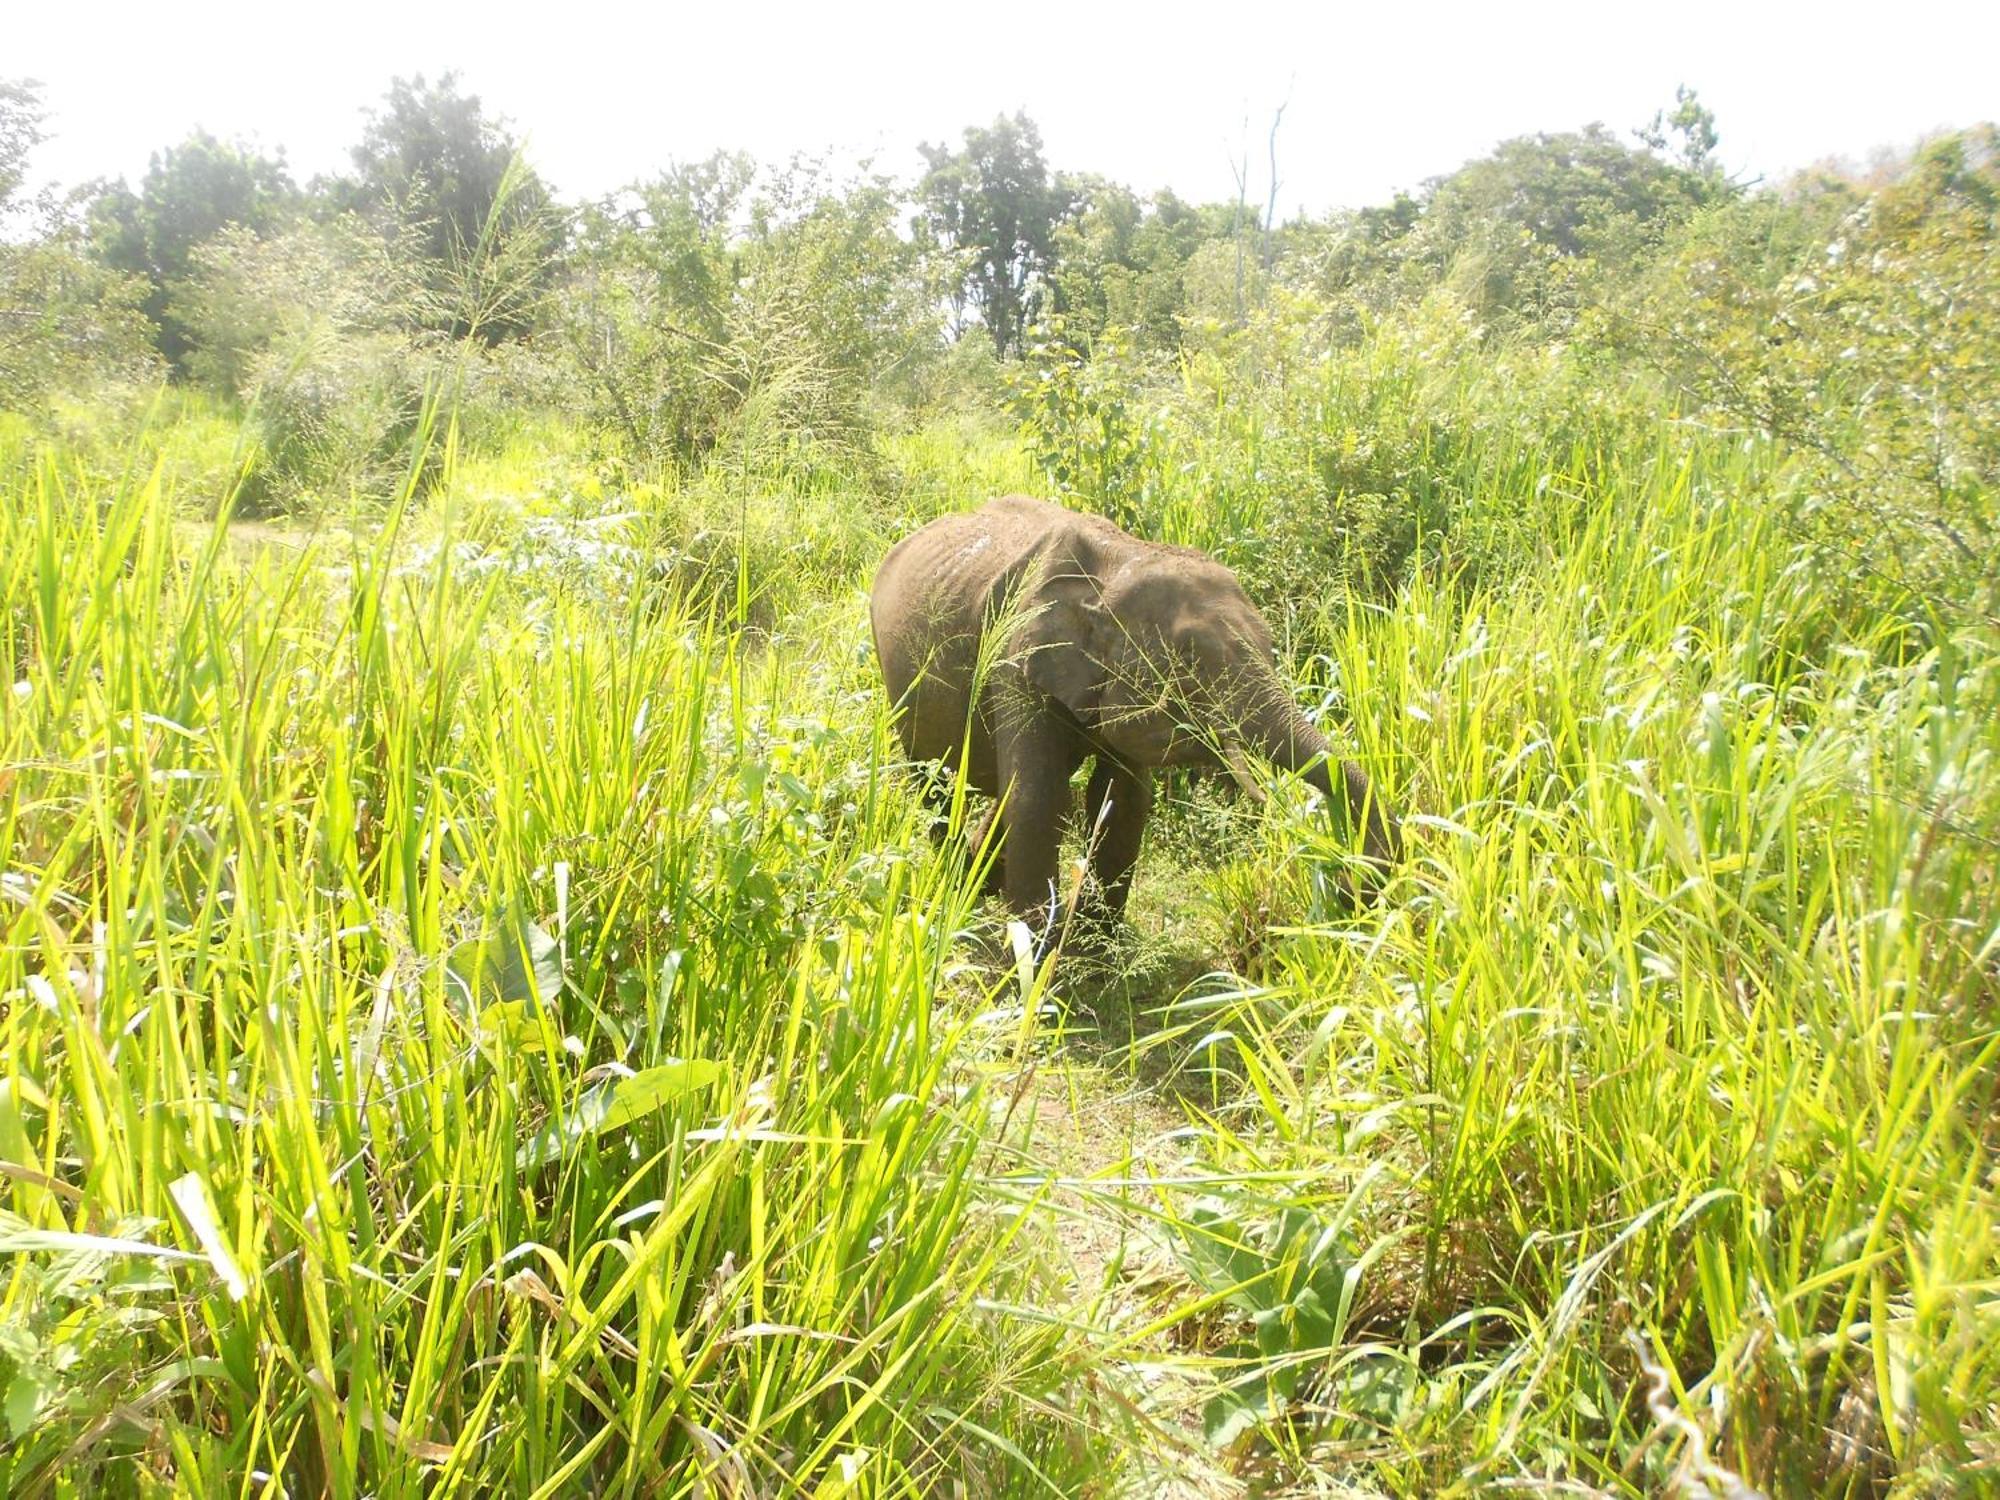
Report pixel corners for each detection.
[1010,1055,1246,1500]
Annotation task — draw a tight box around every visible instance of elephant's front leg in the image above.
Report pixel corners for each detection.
[994,723,1080,927]
[966,803,1005,900]
[1084,758,1153,917]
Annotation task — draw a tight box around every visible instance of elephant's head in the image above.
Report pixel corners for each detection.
[1011,544,1401,874]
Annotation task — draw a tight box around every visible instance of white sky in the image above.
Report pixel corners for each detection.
[11,0,1997,216]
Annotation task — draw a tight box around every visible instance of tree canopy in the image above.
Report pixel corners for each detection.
[917,113,1071,357]
[340,72,556,341]
[86,131,298,368]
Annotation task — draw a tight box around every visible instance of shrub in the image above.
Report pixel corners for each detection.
[235,329,440,514]
[177,216,446,513]
[0,234,160,411]
[1613,128,2000,621]
[550,157,938,479]
[1,80,159,410]
[1007,319,1172,534]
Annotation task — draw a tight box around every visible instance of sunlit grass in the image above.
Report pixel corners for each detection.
[2,366,1995,1498]
[1122,435,2000,1494]
[0,435,1111,1496]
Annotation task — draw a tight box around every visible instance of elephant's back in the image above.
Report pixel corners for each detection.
[870,499,1056,776]
[871,500,1045,629]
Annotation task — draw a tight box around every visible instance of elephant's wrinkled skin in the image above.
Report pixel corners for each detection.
[869,495,1399,924]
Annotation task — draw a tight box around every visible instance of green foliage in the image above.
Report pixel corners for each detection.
[1050,181,1230,351]
[338,72,559,342]
[1164,453,1999,1492]
[1300,122,1727,337]
[4,83,1998,1499]
[1638,84,1724,177]
[1007,319,1170,533]
[554,156,932,477]
[1617,127,2000,618]
[1006,295,1621,614]
[0,236,158,414]
[170,215,447,513]
[918,113,1070,357]
[0,444,1111,1495]
[84,130,299,368]
[0,81,160,410]
[0,77,42,208]
[234,339,431,514]
[720,159,934,474]
[170,179,563,514]
[1425,123,1720,263]
[1170,1186,1376,1450]
[553,151,750,460]
[0,1217,187,1479]
[175,215,430,393]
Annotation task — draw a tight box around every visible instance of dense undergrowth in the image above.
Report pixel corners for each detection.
[5,330,1996,1496]
[0,425,1120,1495]
[3,113,1997,1499]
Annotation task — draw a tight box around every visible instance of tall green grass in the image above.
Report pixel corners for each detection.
[3,345,1995,1499]
[1121,433,2000,1494]
[0,442,1109,1495]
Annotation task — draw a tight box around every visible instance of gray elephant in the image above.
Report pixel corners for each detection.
[869,495,1399,925]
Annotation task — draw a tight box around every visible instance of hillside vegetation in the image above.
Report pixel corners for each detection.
[2,76,1997,1497]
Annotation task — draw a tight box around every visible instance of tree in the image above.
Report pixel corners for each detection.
[1301,192,1425,311]
[1050,180,1230,350]
[743,157,934,396]
[555,153,751,458]
[553,154,937,469]
[1619,127,2000,615]
[172,215,427,395]
[2,79,158,406]
[1386,124,1729,327]
[917,114,1070,357]
[85,130,298,369]
[1424,124,1717,263]
[1,76,43,210]
[1638,85,1723,178]
[341,72,556,342]
[1049,175,1140,338]
[1287,120,1734,338]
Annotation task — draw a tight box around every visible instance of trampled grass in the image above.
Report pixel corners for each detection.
[2,384,1995,1497]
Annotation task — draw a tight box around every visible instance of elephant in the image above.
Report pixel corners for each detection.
[869,495,1399,928]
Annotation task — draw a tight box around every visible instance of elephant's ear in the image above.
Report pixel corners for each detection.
[1012,573,1109,724]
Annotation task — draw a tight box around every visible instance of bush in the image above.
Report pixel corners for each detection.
[1,78,159,414]
[1613,128,2000,621]
[1005,295,1632,624]
[0,235,160,412]
[235,330,440,514]
[176,216,447,513]
[1007,319,1172,534]
[549,157,937,480]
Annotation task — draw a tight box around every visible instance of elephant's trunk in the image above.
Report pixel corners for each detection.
[1242,684,1401,874]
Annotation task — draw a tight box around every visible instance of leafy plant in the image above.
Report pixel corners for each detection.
[1171,1191,1375,1448]
[1007,319,1170,534]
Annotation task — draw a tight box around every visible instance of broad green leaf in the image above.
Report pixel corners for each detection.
[477,997,554,1055]
[4,1368,51,1439]
[447,915,561,1009]
[596,1059,725,1133]
[516,1060,724,1170]
[1201,1378,1275,1450]
[1288,1285,1335,1350]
